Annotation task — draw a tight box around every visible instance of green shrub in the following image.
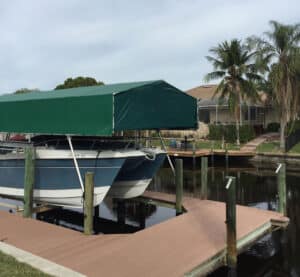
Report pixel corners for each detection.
[266,122,280,132]
[240,125,255,143]
[208,124,255,143]
[208,125,223,140]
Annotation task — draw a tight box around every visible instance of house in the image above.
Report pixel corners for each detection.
[186,84,279,131]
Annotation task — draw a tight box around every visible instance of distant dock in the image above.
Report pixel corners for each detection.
[0,191,288,277]
[167,149,255,158]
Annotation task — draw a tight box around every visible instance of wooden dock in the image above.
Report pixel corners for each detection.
[0,192,288,277]
[167,149,255,158]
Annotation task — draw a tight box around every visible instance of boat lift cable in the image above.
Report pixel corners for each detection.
[67,135,84,192]
[157,130,175,175]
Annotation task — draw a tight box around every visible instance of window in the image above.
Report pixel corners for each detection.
[199,109,210,123]
[244,107,256,121]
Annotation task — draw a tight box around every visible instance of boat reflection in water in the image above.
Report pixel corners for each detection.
[34,197,175,234]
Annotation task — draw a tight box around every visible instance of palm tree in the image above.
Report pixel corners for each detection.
[248,21,300,151]
[205,39,261,146]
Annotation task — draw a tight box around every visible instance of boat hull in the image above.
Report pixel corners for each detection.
[0,186,110,208]
[108,149,166,199]
[0,149,127,208]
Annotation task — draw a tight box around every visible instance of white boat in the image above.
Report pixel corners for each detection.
[108,148,166,199]
[0,146,144,208]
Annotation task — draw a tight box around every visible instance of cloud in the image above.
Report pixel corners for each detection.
[0,0,299,93]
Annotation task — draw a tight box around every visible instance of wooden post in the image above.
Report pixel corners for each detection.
[84,172,94,235]
[175,159,183,215]
[277,163,287,216]
[225,144,229,173]
[192,139,196,169]
[211,141,215,183]
[23,146,35,218]
[226,176,237,272]
[201,157,208,200]
[210,141,214,166]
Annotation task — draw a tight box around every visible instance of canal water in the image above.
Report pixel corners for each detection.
[0,157,299,276]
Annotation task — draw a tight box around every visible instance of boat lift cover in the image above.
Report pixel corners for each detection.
[0,80,197,136]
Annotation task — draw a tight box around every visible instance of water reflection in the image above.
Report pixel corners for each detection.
[148,161,300,277]
[0,195,175,234]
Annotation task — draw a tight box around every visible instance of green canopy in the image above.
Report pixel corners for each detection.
[0,80,197,136]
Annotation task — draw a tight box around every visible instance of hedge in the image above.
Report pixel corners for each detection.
[208,124,255,143]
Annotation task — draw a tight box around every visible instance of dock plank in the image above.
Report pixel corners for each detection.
[0,193,287,277]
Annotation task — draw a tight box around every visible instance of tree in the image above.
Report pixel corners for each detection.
[248,21,300,151]
[55,77,104,90]
[205,39,262,146]
[14,88,39,94]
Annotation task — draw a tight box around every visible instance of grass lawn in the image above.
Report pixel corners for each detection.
[195,140,241,150]
[0,250,51,277]
[257,141,281,153]
[257,141,300,154]
[289,142,300,153]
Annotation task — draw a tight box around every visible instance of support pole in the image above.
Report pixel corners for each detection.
[175,159,183,215]
[84,172,94,235]
[67,135,84,192]
[276,163,287,216]
[225,176,237,273]
[157,130,175,175]
[23,146,35,218]
[201,157,208,200]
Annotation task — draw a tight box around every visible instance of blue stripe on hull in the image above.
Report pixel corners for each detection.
[0,158,125,190]
[115,153,166,181]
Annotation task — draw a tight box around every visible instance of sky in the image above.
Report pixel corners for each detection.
[0,0,300,94]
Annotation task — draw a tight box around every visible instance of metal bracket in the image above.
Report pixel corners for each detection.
[275,163,282,174]
[226,178,232,190]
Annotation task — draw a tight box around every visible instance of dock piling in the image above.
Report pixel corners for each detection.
[192,140,196,169]
[23,146,35,218]
[201,157,208,200]
[276,163,287,216]
[225,144,229,171]
[225,176,237,273]
[210,141,215,166]
[175,159,183,215]
[84,172,94,235]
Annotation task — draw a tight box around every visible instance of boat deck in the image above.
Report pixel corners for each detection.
[0,192,288,277]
